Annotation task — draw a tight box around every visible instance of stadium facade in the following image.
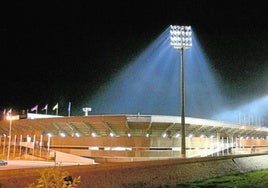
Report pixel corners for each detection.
[0,113,267,163]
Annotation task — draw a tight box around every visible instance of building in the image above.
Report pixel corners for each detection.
[0,114,267,163]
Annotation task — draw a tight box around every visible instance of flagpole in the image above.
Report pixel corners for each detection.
[53,103,58,116]
[31,105,38,114]
[45,104,48,115]
[68,102,71,117]
[56,103,58,116]
[41,104,48,115]
[3,109,6,120]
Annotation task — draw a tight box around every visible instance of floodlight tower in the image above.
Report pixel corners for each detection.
[170,25,192,158]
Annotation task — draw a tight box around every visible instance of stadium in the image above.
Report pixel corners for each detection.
[0,112,267,164]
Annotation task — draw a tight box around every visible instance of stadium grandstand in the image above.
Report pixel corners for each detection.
[0,112,267,163]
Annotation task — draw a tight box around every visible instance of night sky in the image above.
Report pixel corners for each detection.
[2,1,267,117]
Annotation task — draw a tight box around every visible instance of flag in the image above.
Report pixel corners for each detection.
[42,104,48,111]
[5,109,12,120]
[6,109,12,115]
[53,103,58,111]
[31,105,38,112]
[3,109,7,120]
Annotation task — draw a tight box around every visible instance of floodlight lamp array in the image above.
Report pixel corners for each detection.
[170,25,192,49]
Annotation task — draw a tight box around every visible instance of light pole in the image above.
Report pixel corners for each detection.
[6,109,12,161]
[170,25,192,158]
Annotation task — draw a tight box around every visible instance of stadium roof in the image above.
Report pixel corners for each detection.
[0,114,267,138]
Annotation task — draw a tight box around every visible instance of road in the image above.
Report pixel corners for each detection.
[0,160,85,170]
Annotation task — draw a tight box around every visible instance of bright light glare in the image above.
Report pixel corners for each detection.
[91,132,97,137]
[213,95,268,126]
[84,26,224,120]
[170,25,192,49]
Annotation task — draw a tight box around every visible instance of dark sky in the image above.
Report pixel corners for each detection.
[2,0,268,116]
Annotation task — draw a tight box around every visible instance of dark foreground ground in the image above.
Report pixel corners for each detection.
[0,154,267,188]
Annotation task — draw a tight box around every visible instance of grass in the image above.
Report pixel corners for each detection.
[172,169,268,188]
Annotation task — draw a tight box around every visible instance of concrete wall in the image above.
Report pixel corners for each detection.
[3,135,265,161]
[54,151,95,165]
[241,138,268,146]
[50,136,268,152]
[47,136,267,161]
[50,136,150,148]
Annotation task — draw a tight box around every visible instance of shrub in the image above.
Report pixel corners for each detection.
[26,166,81,188]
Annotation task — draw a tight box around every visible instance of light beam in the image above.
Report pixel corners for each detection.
[84,26,224,120]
